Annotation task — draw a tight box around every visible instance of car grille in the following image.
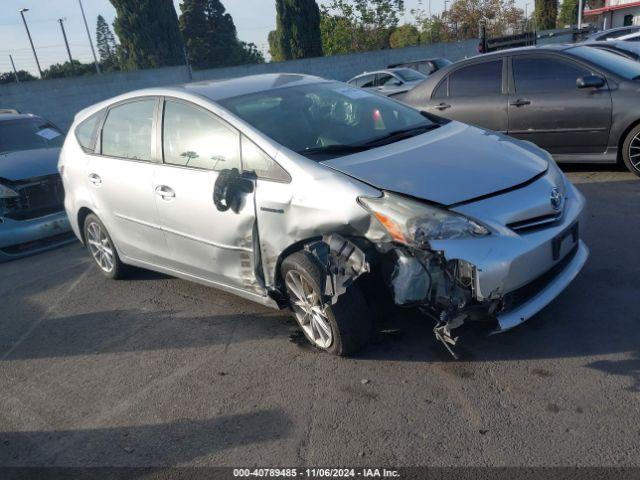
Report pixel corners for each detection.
[0,174,65,221]
[507,212,562,233]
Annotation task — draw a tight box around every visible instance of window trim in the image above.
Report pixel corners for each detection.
[447,58,506,97]
[95,96,161,164]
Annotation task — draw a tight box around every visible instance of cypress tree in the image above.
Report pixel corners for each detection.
[96,15,118,70]
[274,0,323,60]
[109,0,185,69]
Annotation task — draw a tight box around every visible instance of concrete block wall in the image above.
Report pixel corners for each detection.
[0,40,479,131]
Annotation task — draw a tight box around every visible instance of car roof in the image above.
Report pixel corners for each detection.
[587,26,640,40]
[173,73,329,102]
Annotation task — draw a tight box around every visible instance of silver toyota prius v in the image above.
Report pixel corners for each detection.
[60,74,589,357]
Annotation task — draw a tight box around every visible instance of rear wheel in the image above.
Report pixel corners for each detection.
[281,251,372,356]
[83,214,127,279]
[621,124,640,177]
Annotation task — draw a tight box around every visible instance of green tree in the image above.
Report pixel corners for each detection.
[535,0,558,30]
[0,70,36,84]
[272,0,323,60]
[389,23,421,48]
[320,0,405,53]
[557,0,579,26]
[109,0,185,70]
[445,0,524,39]
[42,60,96,79]
[418,15,450,43]
[180,0,263,69]
[96,15,119,71]
[319,13,355,55]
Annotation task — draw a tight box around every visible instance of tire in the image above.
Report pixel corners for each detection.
[621,124,640,177]
[281,250,372,356]
[83,214,127,279]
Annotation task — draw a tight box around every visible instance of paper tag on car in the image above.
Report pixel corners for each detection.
[334,87,372,100]
[36,128,62,140]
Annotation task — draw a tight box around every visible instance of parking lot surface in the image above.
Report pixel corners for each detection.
[0,167,638,467]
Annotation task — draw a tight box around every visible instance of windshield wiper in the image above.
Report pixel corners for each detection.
[298,144,371,156]
[359,123,440,148]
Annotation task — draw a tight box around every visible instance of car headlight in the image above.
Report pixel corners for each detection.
[0,183,19,199]
[359,192,490,247]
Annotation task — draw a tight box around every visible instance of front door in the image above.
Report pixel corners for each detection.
[86,97,167,264]
[153,98,261,292]
[424,59,508,133]
[507,54,613,155]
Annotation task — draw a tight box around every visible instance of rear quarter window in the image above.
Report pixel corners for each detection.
[75,110,104,153]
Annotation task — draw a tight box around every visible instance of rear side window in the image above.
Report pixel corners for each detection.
[376,73,395,86]
[101,100,156,161]
[432,79,447,99]
[75,111,103,153]
[241,135,289,182]
[357,75,376,88]
[162,100,240,171]
[513,56,590,93]
[449,61,502,97]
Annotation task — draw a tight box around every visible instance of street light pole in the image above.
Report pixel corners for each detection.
[58,18,73,64]
[578,0,584,29]
[78,0,101,74]
[18,8,43,78]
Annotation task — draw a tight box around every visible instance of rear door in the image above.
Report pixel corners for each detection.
[507,53,612,154]
[152,98,262,292]
[86,97,168,264]
[424,59,508,132]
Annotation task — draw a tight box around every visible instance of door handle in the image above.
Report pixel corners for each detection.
[88,173,102,186]
[435,102,451,111]
[510,99,531,107]
[155,185,175,200]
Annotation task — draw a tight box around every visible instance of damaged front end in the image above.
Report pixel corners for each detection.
[359,192,500,358]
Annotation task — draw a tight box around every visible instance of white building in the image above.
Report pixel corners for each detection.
[584,0,640,29]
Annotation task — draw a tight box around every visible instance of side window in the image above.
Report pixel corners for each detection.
[432,78,447,99]
[359,75,376,88]
[513,56,590,93]
[75,110,103,153]
[241,135,290,182]
[162,100,240,171]
[449,61,502,97]
[101,100,156,161]
[376,73,395,86]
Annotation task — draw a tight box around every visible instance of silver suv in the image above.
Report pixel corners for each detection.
[60,74,588,356]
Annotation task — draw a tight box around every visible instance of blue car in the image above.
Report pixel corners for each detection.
[0,112,73,262]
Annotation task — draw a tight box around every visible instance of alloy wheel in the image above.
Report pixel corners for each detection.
[285,270,333,349]
[86,221,114,273]
[629,132,640,171]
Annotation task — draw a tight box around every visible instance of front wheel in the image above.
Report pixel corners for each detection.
[83,214,127,279]
[621,124,640,177]
[281,251,372,356]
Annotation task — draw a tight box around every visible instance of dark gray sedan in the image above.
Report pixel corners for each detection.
[399,44,640,176]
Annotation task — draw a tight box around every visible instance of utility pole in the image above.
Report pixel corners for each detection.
[18,8,43,78]
[58,18,73,64]
[78,0,101,74]
[9,55,20,84]
[578,0,584,29]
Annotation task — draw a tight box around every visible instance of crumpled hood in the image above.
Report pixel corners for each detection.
[322,122,549,206]
[0,148,61,181]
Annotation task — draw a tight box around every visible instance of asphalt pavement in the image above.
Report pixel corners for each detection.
[0,166,638,467]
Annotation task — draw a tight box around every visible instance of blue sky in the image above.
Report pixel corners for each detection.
[0,0,529,75]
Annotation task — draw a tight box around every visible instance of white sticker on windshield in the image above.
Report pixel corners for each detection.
[334,87,372,100]
[36,128,62,140]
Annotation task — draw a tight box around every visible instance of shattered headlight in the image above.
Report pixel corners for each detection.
[359,192,490,247]
[0,183,19,198]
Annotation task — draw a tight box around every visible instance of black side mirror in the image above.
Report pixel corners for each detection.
[577,75,606,89]
[213,168,254,213]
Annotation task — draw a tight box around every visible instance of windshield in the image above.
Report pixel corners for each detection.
[569,45,640,80]
[394,69,427,82]
[0,118,64,155]
[219,82,437,160]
